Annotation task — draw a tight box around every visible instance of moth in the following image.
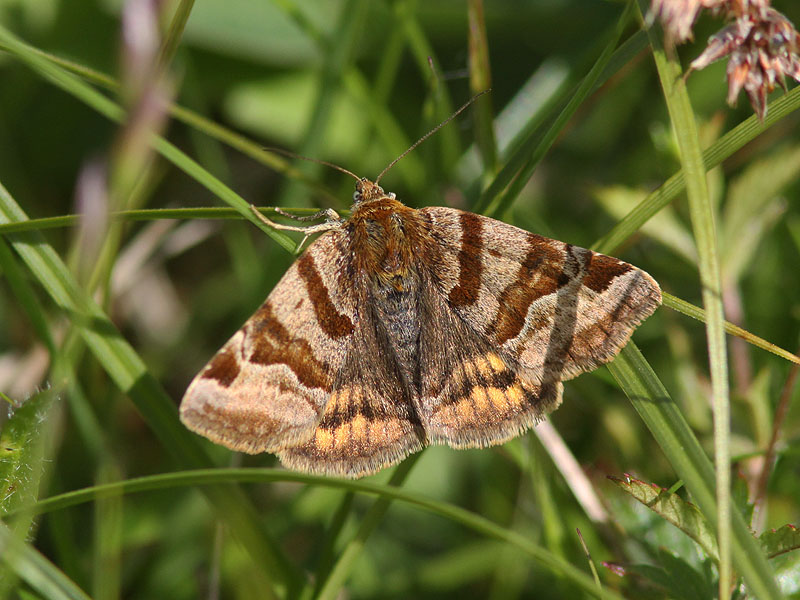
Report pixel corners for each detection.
[180,175,662,479]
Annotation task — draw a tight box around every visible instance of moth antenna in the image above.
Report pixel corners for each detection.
[375,88,491,185]
[263,146,362,183]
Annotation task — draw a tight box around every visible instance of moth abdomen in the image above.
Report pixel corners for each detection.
[372,280,422,391]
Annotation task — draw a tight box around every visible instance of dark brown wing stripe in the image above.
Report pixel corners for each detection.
[490,234,572,345]
[248,303,331,390]
[448,212,484,307]
[582,253,632,293]
[297,251,355,339]
[202,347,240,387]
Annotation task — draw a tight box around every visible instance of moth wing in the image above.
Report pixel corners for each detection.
[417,284,562,448]
[278,306,426,478]
[420,207,661,387]
[180,230,357,454]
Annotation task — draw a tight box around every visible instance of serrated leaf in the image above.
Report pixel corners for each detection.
[604,552,715,599]
[759,525,800,559]
[657,548,716,600]
[609,475,718,559]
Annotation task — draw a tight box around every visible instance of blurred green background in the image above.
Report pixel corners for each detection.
[1,0,800,598]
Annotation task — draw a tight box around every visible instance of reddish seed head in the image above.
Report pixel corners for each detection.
[653,0,800,120]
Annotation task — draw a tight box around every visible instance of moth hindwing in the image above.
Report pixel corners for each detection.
[180,178,661,478]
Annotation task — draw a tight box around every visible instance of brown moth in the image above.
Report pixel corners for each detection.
[180,176,662,479]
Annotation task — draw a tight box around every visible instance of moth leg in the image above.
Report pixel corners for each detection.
[274,206,342,223]
[249,205,344,252]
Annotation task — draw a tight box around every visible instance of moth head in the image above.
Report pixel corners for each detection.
[353,178,393,205]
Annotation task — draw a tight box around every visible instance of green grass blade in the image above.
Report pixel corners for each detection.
[0,522,91,600]
[274,0,368,207]
[0,24,296,254]
[608,343,781,599]
[476,1,633,217]
[23,468,625,600]
[300,493,354,600]
[92,463,123,600]
[642,7,733,593]
[341,69,424,189]
[158,0,195,70]
[466,29,648,198]
[0,181,301,596]
[0,206,347,235]
[467,0,498,173]
[314,455,421,600]
[0,238,56,354]
[592,84,800,256]
[664,292,800,365]
[395,5,459,174]
[372,6,408,104]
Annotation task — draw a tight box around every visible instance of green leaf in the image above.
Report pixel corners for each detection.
[720,145,800,284]
[657,549,716,600]
[760,525,800,559]
[730,472,754,529]
[609,555,713,600]
[593,185,696,264]
[609,475,718,560]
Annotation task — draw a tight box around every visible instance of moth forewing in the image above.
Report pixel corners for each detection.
[179,230,357,454]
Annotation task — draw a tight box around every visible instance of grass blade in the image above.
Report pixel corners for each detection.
[592,85,800,256]
[22,468,625,600]
[609,343,781,599]
[0,522,91,600]
[0,180,301,596]
[157,0,195,70]
[0,24,296,254]
[467,0,497,172]
[664,292,800,365]
[314,455,421,600]
[475,1,634,217]
[642,7,733,593]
